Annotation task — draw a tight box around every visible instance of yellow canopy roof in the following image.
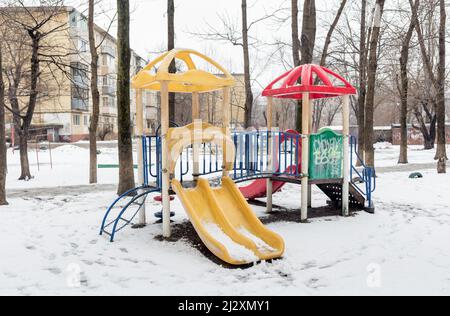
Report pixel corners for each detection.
[132,49,236,93]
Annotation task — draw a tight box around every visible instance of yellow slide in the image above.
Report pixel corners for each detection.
[172,177,285,265]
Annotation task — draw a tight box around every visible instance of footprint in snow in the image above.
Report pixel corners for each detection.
[82,260,94,266]
[306,278,326,289]
[46,267,62,275]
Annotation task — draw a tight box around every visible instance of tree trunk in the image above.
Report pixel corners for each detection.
[291,0,300,68]
[18,132,31,180]
[291,0,302,132]
[242,0,254,128]
[16,31,41,181]
[88,0,100,184]
[357,0,367,165]
[435,0,447,173]
[300,0,316,65]
[296,0,316,132]
[364,0,385,168]
[168,0,176,124]
[116,0,135,195]
[398,0,419,164]
[414,102,436,150]
[0,47,8,205]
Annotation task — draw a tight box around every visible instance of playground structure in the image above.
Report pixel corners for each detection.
[100,49,376,266]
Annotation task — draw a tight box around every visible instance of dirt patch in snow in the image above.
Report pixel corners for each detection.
[153,206,354,268]
[154,221,252,269]
[260,206,359,225]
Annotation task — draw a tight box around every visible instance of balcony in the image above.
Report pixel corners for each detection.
[73,75,88,87]
[101,46,116,57]
[101,106,117,116]
[99,65,113,76]
[101,85,116,96]
[72,98,89,111]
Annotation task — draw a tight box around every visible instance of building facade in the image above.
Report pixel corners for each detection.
[2,7,248,142]
[3,6,152,143]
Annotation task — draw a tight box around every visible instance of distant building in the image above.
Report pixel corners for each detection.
[2,6,152,142]
[142,73,247,133]
[200,73,246,128]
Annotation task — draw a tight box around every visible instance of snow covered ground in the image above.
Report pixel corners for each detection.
[1,143,450,296]
[5,143,131,189]
[374,142,446,167]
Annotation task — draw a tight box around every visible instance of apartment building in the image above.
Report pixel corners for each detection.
[2,7,248,141]
[2,6,152,142]
[200,74,247,128]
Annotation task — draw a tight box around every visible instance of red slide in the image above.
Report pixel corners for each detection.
[239,130,302,200]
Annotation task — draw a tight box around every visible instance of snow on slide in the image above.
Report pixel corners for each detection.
[172,177,285,266]
[238,227,276,253]
[203,223,258,263]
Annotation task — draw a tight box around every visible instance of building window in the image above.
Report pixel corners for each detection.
[102,54,115,68]
[84,116,88,126]
[79,39,88,53]
[69,11,78,27]
[73,115,81,126]
[71,62,89,111]
[71,62,89,86]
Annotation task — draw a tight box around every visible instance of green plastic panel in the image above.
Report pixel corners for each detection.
[309,129,344,180]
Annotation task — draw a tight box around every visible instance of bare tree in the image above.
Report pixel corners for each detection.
[0,45,7,205]
[365,0,385,168]
[168,0,176,124]
[310,0,347,131]
[190,0,277,128]
[291,0,302,132]
[295,0,316,132]
[291,0,300,68]
[319,0,347,67]
[241,0,254,128]
[300,0,316,65]
[435,0,446,173]
[411,0,447,167]
[411,98,436,150]
[0,2,71,180]
[116,0,135,195]
[398,0,419,164]
[86,1,116,184]
[357,0,367,165]
[88,0,100,184]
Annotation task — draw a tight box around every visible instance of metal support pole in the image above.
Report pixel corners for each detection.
[192,92,201,181]
[161,82,171,238]
[222,88,231,178]
[301,93,310,222]
[342,95,350,217]
[266,97,273,213]
[136,89,146,226]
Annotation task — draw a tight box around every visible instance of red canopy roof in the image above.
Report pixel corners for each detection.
[262,64,357,100]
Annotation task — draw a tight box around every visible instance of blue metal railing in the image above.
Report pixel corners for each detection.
[100,186,160,242]
[232,130,303,181]
[101,130,377,242]
[142,130,304,184]
[350,136,376,208]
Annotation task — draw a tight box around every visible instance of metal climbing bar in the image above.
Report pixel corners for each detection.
[100,186,160,241]
[350,136,376,208]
